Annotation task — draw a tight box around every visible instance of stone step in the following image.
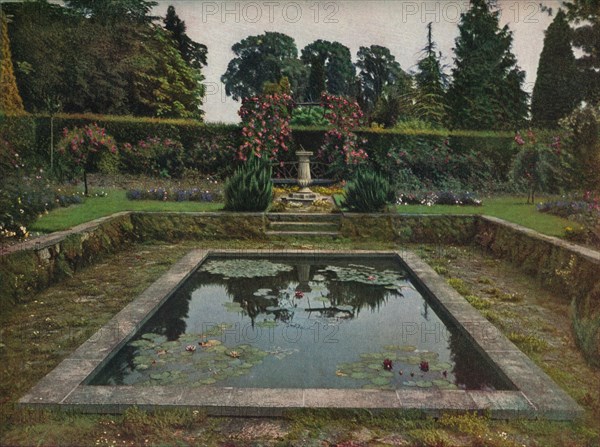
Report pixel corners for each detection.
[265,230,340,238]
[266,213,341,223]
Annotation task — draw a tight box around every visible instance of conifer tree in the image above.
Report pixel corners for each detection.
[413,22,447,125]
[0,10,24,114]
[531,10,580,127]
[565,0,600,104]
[163,5,207,69]
[446,0,528,130]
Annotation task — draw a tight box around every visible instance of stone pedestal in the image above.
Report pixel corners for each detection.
[289,150,317,202]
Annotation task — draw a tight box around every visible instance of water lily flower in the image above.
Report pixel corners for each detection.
[383,358,393,370]
[185,345,196,352]
[294,290,304,298]
[419,360,429,372]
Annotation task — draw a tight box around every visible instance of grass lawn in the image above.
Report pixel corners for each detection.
[393,196,573,237]
[31,190,571,239]
[29,189,223,233]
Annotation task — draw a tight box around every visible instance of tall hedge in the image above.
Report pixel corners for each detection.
[5,113,525,183]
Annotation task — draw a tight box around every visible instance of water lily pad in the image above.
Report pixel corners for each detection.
[371,376,391,386]
[199,377,217,385]
[418,351,440,360]
[403,381,417,387]
[256,320,277,329]
[378,370,394,378]
[130,339,153,348]
[200,259,293,278]
[367,363,381,370]
[350,372,369,379]
[150,371,171,381]
[398,345,417,352]
[416,381,433,388]
[430,362,452,372]
[406,356,421,365]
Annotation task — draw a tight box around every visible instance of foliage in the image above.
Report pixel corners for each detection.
[531,9,581,127]
[64,0,157,24]
[558,104,600,189]
[132,25,205,119]
[565,0,600,104]
[372,137,494,192]
[238,93,293,161]
[319,93,367,177]
[370,84,411,128]
[0,136,84,240]
[0,10,24,114]
[224,156,273,211]
[290,106,329,127]
[343,167,395,213]
[446,0,528,130]
[538,191,600,247]
[356,45,408,114]
[5,1,203,118]
[301,39,355,98]
[221,32,302,101]
[121,136,185,178]
[163,5,207,69]
[397,191,482,207]
[126,187,217,202]
[412,23,447,126]
[55,123,118,195]
[510,130,566,203]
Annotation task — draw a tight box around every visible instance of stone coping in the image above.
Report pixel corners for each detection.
[19,249,583,420]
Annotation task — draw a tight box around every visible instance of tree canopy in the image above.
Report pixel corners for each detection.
[446,0,528,130]
[301,40,355,98]
[0,9,25,114]
[531,9,581,127]
[221,32,302,101]
[356,45,408,114]
[164,5,207,69]
[5,0,205,118]
[565,0,600,104]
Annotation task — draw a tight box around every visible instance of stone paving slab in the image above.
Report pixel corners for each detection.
[19,249,584,420]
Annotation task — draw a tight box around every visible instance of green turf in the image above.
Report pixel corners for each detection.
[32,190,571,238]
[29,189,223,233]
[331,194,571,237]
[393,196,572,237]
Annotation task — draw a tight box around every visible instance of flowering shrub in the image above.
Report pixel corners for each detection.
[538,191,600,247]
[510,130,565,203]
[126,188,218,202]
[56,123,118,195]
[397,191,482,207]
[319,93,367,177]
[121,136,185,178]
[372,137,493,192]
[1,137,84,240]
[238,93,293,161]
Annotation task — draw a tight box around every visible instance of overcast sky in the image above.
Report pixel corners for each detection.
[41,1,563,122]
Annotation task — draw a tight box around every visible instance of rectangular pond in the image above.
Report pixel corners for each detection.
[20,250,583,419]
[89,254,510,391]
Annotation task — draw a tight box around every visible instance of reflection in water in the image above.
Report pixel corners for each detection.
[90,256,513,390]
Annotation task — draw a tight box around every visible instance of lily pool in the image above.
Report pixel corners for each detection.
[89,255,512,391]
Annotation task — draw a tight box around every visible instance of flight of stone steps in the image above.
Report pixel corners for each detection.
[265,213,341,238]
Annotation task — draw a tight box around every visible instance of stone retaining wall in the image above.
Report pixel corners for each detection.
[2,212,598,367]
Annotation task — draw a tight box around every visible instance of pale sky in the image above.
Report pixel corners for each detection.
[154,0,562,123]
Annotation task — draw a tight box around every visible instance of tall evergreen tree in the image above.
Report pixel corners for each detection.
[413,22,447,125]
[0,10,24,114]
[163,5,207,69]
[531,9,580,127]
[565,0,600,104]
[446,0,528,130]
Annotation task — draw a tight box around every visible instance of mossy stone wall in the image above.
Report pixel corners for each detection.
[340,214,478,244]
[475,216,600,368]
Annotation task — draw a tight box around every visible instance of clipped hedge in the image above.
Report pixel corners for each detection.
[8,114,521,183]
